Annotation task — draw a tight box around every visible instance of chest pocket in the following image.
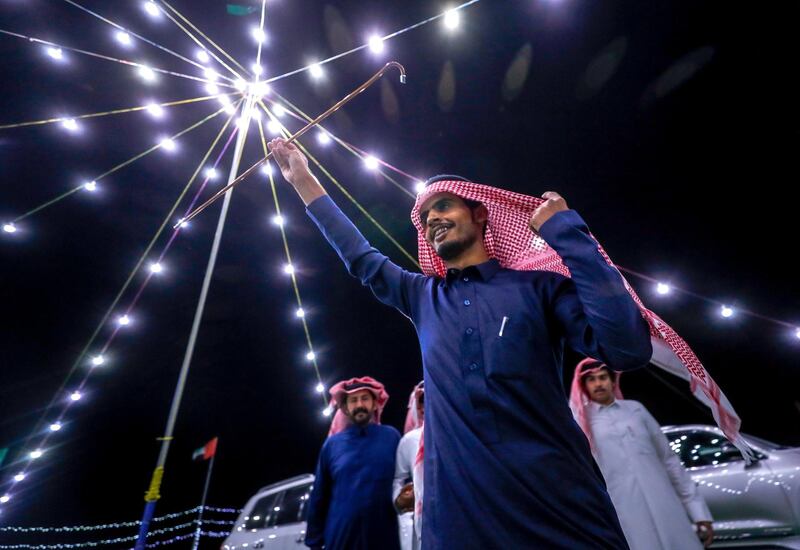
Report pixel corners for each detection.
[625,413,655,456]
[488,318,534,379]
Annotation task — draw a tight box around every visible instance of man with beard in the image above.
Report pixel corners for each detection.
[570,359,714,549]
[269,137,652,549]
[305,376,401,550]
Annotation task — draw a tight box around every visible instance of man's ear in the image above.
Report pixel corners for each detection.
[473,204,488,226]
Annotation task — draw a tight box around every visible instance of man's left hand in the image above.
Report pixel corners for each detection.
[696,521,713,548]
[529,191,569,233]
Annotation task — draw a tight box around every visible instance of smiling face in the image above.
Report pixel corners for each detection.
[344,389,377,427]
[419,192,488,262]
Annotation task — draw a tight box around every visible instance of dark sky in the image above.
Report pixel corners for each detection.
[0,0,797,540]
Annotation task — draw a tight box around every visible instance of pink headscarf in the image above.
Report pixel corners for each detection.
[569,358,624,451]
[410,179,753,460]
[327,376,389,436]
[403,381,425,434]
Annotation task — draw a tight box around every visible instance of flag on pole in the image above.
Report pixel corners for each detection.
[192,437,218,461]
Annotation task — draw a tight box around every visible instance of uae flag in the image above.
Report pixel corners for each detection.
[192,437,218,461]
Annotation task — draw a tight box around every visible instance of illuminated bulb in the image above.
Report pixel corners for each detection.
[720,305,734,318]
[138,65,156,82]
[115,30,133,46]
[145,103,164,118]
[149,262,163,273]
[317,131,331,145]
[196,49,210,63]
[223,104,236,115]
[251,81,270,97]
[443,9,460,30]
[306,351,316,361]
[46,47,63,60]
[249,108,262,121]
[271,214,284,227]
[203,68,219,81]
[13,473,25,482]
[414,181,426,194]
[83,180,97,192]
[178,218,189,229]
[70,391,82,401]
[143,1,160,17]
[283,263,295,275]
[0,495,9,504]
[251,27,267,44]
[322,407,332,417]
[261,162,273,176]
[218,95,231,106]
[368,35,385,54]
[296,308,306,318]
[234,79,247,91]
[272,104,286,118]
[159,138,176,151]
[91,355,105,366]
[205,167,218,180]
[205,82,220,95]
[315,383,324,393]
[29,449,43,460]
[656,282,671,295]
[309,63,323,79]
[363,156,379,170]
[49,422,62,432]
[267,120,281,134]
[62,118,79,131]
[4,223,18,233]
[118,314,131,326]
[252,63,263,76]
[795,328,800,340]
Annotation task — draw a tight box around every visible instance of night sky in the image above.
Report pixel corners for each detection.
[0,0,797,541]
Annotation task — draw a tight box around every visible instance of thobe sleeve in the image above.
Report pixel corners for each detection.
[392,434,415,512]
[306,195,425,318]
[639,403,713,523]
[539,210,653,371]
[305,441,333,549]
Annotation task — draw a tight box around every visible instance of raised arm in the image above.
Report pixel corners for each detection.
[269,138,424,318]
[534,192,652,371]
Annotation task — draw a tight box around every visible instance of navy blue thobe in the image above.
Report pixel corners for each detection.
[305,423,401,550]
[306,195,653,549]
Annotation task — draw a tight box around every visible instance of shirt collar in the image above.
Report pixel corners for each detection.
[443,258,501,286]
[589,398,619,413]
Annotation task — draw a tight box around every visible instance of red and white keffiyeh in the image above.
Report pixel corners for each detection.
[410,179,753,460]
[327,376,389,436]
[569,358,625,451]
[403,380,425,434]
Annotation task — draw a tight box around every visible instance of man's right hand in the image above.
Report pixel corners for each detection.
[395,482,415,513]
[267,137,326,205]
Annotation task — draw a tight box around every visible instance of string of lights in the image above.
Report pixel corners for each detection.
[59,0,233,84]
[0,28,235,88]
[0,507,236,533]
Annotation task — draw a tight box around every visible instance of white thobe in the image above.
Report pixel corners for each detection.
[392,427,422,550]
[589,399,712,550]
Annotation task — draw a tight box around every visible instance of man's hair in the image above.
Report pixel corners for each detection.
[579,362,617,386]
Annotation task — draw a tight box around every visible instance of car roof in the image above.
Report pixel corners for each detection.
[255,473,314,496]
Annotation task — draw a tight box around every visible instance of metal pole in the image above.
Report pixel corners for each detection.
[192,453,216,550]
[134,96,255,550]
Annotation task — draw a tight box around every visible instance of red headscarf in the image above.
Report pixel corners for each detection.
[569,358,624,451]
[327,376,389,436]
[410,179,753,460]
[403,380,425,434]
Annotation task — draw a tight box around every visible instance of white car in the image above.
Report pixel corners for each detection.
[222,474,314,550]
[662,425,800,549]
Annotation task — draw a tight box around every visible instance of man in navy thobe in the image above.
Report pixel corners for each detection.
[271,138,653,549]
[305,376,401,550]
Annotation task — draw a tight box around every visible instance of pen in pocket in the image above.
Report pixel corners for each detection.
[498,316,509,337]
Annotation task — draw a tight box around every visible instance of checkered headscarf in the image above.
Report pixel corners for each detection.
[410,178,753,460]
[327,376,389,436]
